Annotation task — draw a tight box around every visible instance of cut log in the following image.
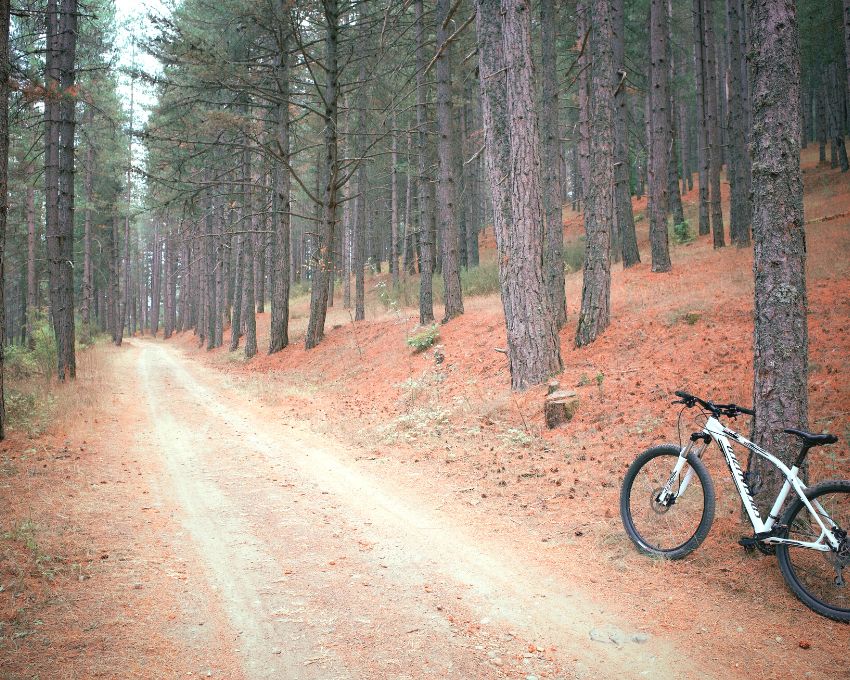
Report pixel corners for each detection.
[545,390,579,429]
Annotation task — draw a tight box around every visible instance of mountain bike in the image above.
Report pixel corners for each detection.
[619,390,849,622]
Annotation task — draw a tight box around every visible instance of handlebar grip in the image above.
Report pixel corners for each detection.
[826,434,839,445]
[674,390,694,400]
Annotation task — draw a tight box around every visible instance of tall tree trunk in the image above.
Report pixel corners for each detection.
[44,0,65,367]
[613,0,640,268]
[648,0,672,272]
[244,209,257,359]
[404,129,417,275]
[726,0,752,246]
[576,2,591,214]
[476,0,562,390]
[390,115,400,288]
[305,0,339,349]
[269,20,291,354]
[748,0,808,512]
[692,0,710,235]
[828,63,849,172]
[54,0,77,374]
[25,187,36,349]
[576,0,615,346]
[703,0,725,247]
[112,216,124,345]
[229,234,243,351]
[845,0,850,112]
[816,73,827,163]
[205,183,217,350]
[151,221,161,336]
[81,105,94,337]
[0,0,9,437]
[416,0,435,325]
[666,4,685,231]
[540,0,566,326]
[435,0,463,323]
[164,233,176,339]
[354,53,367,322]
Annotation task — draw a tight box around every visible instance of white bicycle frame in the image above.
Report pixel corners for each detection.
[658,415,841,552]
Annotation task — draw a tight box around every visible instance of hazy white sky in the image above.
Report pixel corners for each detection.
[114,0,168,127]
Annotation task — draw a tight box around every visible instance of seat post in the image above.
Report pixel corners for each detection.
[794,443,811,468]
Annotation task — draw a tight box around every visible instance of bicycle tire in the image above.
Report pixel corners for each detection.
[620,444,716,559]
[777,480,850,622]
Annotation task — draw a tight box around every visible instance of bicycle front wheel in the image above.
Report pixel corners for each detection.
[777,480,850,622]
[620,444,716,559]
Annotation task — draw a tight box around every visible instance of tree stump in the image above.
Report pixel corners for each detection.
[545,390,579,429]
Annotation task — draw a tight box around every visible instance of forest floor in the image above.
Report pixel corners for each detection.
[2,147,849,679]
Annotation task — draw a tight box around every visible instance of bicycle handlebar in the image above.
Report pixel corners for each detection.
[673,390,755,418]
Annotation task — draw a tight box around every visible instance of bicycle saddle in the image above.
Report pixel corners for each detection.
[783,428,839,447]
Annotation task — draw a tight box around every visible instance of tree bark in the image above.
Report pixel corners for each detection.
[0,0,9,437]
[435,0,463,323]
[151,221,161,336]
[353,50,367,322]
[416,0,435,325]
[112,216,123,345]
[81,105,94,337]
[229,234,243,351]
[648,0,672,272]
[390,114,400,288]
[305,0,340,349]
[827,63,849,172]
[576,2,591,214]
[25,186,36,349]
[845,0,850,115]
[204,182,217,350]
[612,0,640,268]
[748,0,808,512]
[576,0,615,346]
[727,0,752,246]
[703,0,725,247]
[269,19,291,354]
[540,0,566,326]
[476,0,562,390]
[403,129,417,275]
[666,3,685,231]
[692,0,711,236]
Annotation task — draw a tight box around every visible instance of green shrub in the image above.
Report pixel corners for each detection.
[563,238,586,274]
[672,220,693,244]
[406,324,439,352]
[4,317,56,379]
[4,345,38,379]
[460,261,500,297]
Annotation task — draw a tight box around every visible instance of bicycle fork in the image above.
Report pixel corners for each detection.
[656,441,707,506]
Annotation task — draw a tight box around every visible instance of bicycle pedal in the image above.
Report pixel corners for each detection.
[738,535,763,547]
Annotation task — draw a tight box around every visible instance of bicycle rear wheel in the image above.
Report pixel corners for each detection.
[620,444,715,559]
[777,480,850,622]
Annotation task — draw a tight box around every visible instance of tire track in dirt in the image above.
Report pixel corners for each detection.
[136,339,712,679]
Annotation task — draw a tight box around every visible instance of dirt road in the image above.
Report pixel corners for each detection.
[119,339,703,679]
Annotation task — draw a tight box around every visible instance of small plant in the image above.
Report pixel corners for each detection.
[460,262,500,297]
[406,324,440,352]
[577,373,590,387]
[595,371,605,387]
[376,280,401,312]
[501,427,533,447]
[672,220,693,244]
[563,237,586,274]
